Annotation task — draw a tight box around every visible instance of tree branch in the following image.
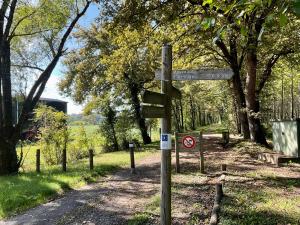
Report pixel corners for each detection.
[256,48,294,95]
[4,0,17,39]
[8,9,38,41]
[10,28,54,39]
[215,38,232,63]
[11,64,45,72]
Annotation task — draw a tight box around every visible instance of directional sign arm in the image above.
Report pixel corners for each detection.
[142,90,167,105]
[155,68,234,80]
[141,105,166,118]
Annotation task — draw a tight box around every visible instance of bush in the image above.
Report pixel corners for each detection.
[34,105,69,165]
[68,123,91,161]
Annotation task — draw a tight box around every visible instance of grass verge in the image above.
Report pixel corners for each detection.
[220,172,300,225]
[0,150,156,219]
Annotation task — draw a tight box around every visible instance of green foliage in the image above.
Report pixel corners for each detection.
[68,123,91,161]
[115,109,135,148]
[34,105,69,165]
[97,99,119,152]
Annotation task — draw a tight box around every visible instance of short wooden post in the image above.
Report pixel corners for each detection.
[129,143,136,174]
[216,183,223,199]
[89,149,94,170]
[62,147,67,172]
[222,131,229,146]
[209,183,223,225]
[199,131,204,173]
[175,132,180,173]
[221,164,227,172]
[36,149,40,173]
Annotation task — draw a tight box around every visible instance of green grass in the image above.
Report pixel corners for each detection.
[128,212,152,225]
[68,124,99,137]
[145,194,160,212]
[0,149,156,219]
[220,179,300,225]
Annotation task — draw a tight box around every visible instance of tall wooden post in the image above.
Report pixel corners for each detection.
[160,44,172,225]
[175,132,180,173]
[89,149,94,171]
[62,147,67,172]
[36,149,40,173]
[199,131,204,173]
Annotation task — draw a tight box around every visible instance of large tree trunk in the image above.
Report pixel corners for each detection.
[189,95,196,130]
[0,40,19,175]
[216,36,250,139]
[124,73,151,144]
[245,46,268,146]
[0,137,18,175]
[231,70,251,139]
[233,97,241,134]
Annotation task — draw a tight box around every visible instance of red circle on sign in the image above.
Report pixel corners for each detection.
[182,135,196,149]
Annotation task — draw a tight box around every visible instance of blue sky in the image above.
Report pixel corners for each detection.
[42,3,99,115]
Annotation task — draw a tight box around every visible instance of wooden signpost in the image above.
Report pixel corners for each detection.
[141,44,233,225]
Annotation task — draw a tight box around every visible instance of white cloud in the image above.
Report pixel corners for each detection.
[42,75,83,114]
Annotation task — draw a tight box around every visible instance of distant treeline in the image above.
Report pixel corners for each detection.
[68,114,104,125]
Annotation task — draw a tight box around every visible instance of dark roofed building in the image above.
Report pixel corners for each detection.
[12,97,68,126]
[12,97,68,141]
[39,98,68,114]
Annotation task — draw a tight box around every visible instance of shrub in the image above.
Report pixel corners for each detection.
[34,105,69,165]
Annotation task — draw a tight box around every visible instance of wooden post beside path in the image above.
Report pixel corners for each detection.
[129,143,136,174]
[62,147,67,172]
[36,149,40,173]
[89,149,94,171]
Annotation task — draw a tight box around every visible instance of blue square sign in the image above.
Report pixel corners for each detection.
[161,133,171,150]
[162,135,168,141]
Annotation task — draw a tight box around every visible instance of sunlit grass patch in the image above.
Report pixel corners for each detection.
[220,183,300,225]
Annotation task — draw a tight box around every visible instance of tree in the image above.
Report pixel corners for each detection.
[98,100,119,152]
[0,0,92,175]
[59,24,159,144]
[105,0,299,145]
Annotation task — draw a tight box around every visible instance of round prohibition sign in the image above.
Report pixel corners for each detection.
[182,135,196,149]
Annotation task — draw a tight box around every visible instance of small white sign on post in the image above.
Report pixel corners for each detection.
[161,134,172,150]
[129,143,134,148]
